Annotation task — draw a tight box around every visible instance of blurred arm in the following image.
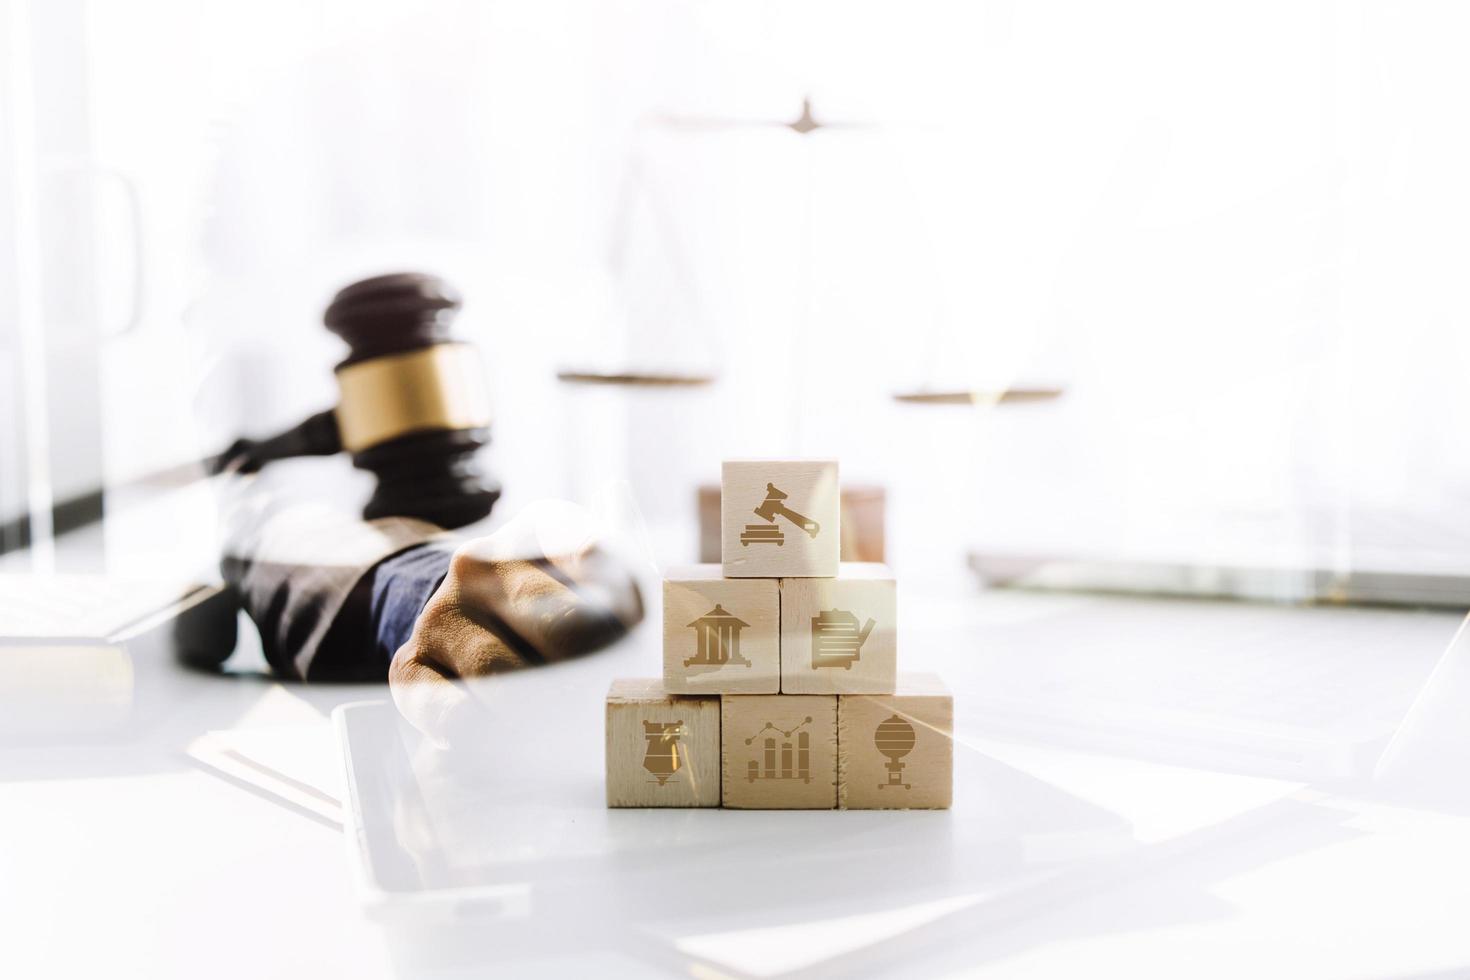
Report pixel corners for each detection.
[220,482,643,695]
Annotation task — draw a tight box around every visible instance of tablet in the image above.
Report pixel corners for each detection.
[332,628,1136,976]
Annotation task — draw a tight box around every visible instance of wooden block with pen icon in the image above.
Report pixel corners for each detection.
[606,459,952,809]
[605,679,721,808]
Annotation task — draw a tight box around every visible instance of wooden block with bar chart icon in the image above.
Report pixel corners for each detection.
[663,565,780,694]
[721,694,838,809]
[605,679,721,808]
[838,673,953,810]
[779,563,897,694]
[721,459,840,578]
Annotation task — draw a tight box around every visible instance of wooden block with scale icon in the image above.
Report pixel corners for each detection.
[838,674,953,810]
[605,679,721,808]
[721,459,840,579]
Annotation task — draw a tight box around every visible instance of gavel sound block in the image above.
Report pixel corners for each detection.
[215,273,501,530]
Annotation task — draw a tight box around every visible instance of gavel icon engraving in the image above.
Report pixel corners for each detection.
[213,272,501,530]
[753,483,819,537]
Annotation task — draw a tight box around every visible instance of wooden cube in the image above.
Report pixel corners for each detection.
[721,694,838,809]
[606,679,721,808]
[780,563,897,694]
[663,566,780,694]
[839,674,953,810]
[721,459,840,578]
[699,482,887,564]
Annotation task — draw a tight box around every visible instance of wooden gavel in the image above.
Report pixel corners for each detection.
[213,272,501,530]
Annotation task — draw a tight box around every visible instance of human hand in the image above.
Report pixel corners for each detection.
[389,501,643,745]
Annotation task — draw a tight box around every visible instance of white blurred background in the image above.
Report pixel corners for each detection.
[3,0,1469,584]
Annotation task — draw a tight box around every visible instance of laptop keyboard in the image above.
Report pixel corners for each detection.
[0,575,203,640]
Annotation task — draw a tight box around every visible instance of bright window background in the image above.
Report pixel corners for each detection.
[15,0,1470,579]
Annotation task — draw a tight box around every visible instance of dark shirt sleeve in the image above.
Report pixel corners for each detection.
[307,543,453,682]
[218,478,451,679]
[219,479,642,682]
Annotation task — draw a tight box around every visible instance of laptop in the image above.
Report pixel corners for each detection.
[0,574,236,739]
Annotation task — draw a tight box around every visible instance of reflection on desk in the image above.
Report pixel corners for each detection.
[330,591,1470,978]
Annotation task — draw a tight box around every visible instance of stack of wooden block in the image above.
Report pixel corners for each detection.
[606,459,953,810]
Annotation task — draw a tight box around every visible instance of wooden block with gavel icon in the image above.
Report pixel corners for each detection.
[605,679,721,808]
[838,674,953,810]
[698,482,886,565]
[721,459,840,579]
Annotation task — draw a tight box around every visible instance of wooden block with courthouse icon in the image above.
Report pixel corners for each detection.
[838,674,953,810]
[605,679,721,808]
[721,694,838,809]
[721,459,840,579]
[779,563,897,694]
[663,566,780,694]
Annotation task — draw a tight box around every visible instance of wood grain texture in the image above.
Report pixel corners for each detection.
[721,460,840,578]
[838,673,953,810]
[780,563,897,694]
[721,694,838,809]
[606,679,721,808]
[663,566,780,694]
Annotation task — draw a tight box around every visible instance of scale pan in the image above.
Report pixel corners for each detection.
[556,370,716,388]
[892,387,1063,406]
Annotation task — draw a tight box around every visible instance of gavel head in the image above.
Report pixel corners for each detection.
[216,273,501,529]
[326,273,501,529]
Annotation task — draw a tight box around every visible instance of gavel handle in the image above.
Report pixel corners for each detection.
[210,409,343,475]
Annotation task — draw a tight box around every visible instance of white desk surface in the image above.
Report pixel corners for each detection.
[3,481,1470,979]
[3,581,1470,979]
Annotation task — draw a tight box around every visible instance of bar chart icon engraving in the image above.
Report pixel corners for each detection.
[744,717,813,783]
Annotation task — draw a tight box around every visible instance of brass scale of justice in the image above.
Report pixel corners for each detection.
[619,97,1058,792]
[556,95,1063,408]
